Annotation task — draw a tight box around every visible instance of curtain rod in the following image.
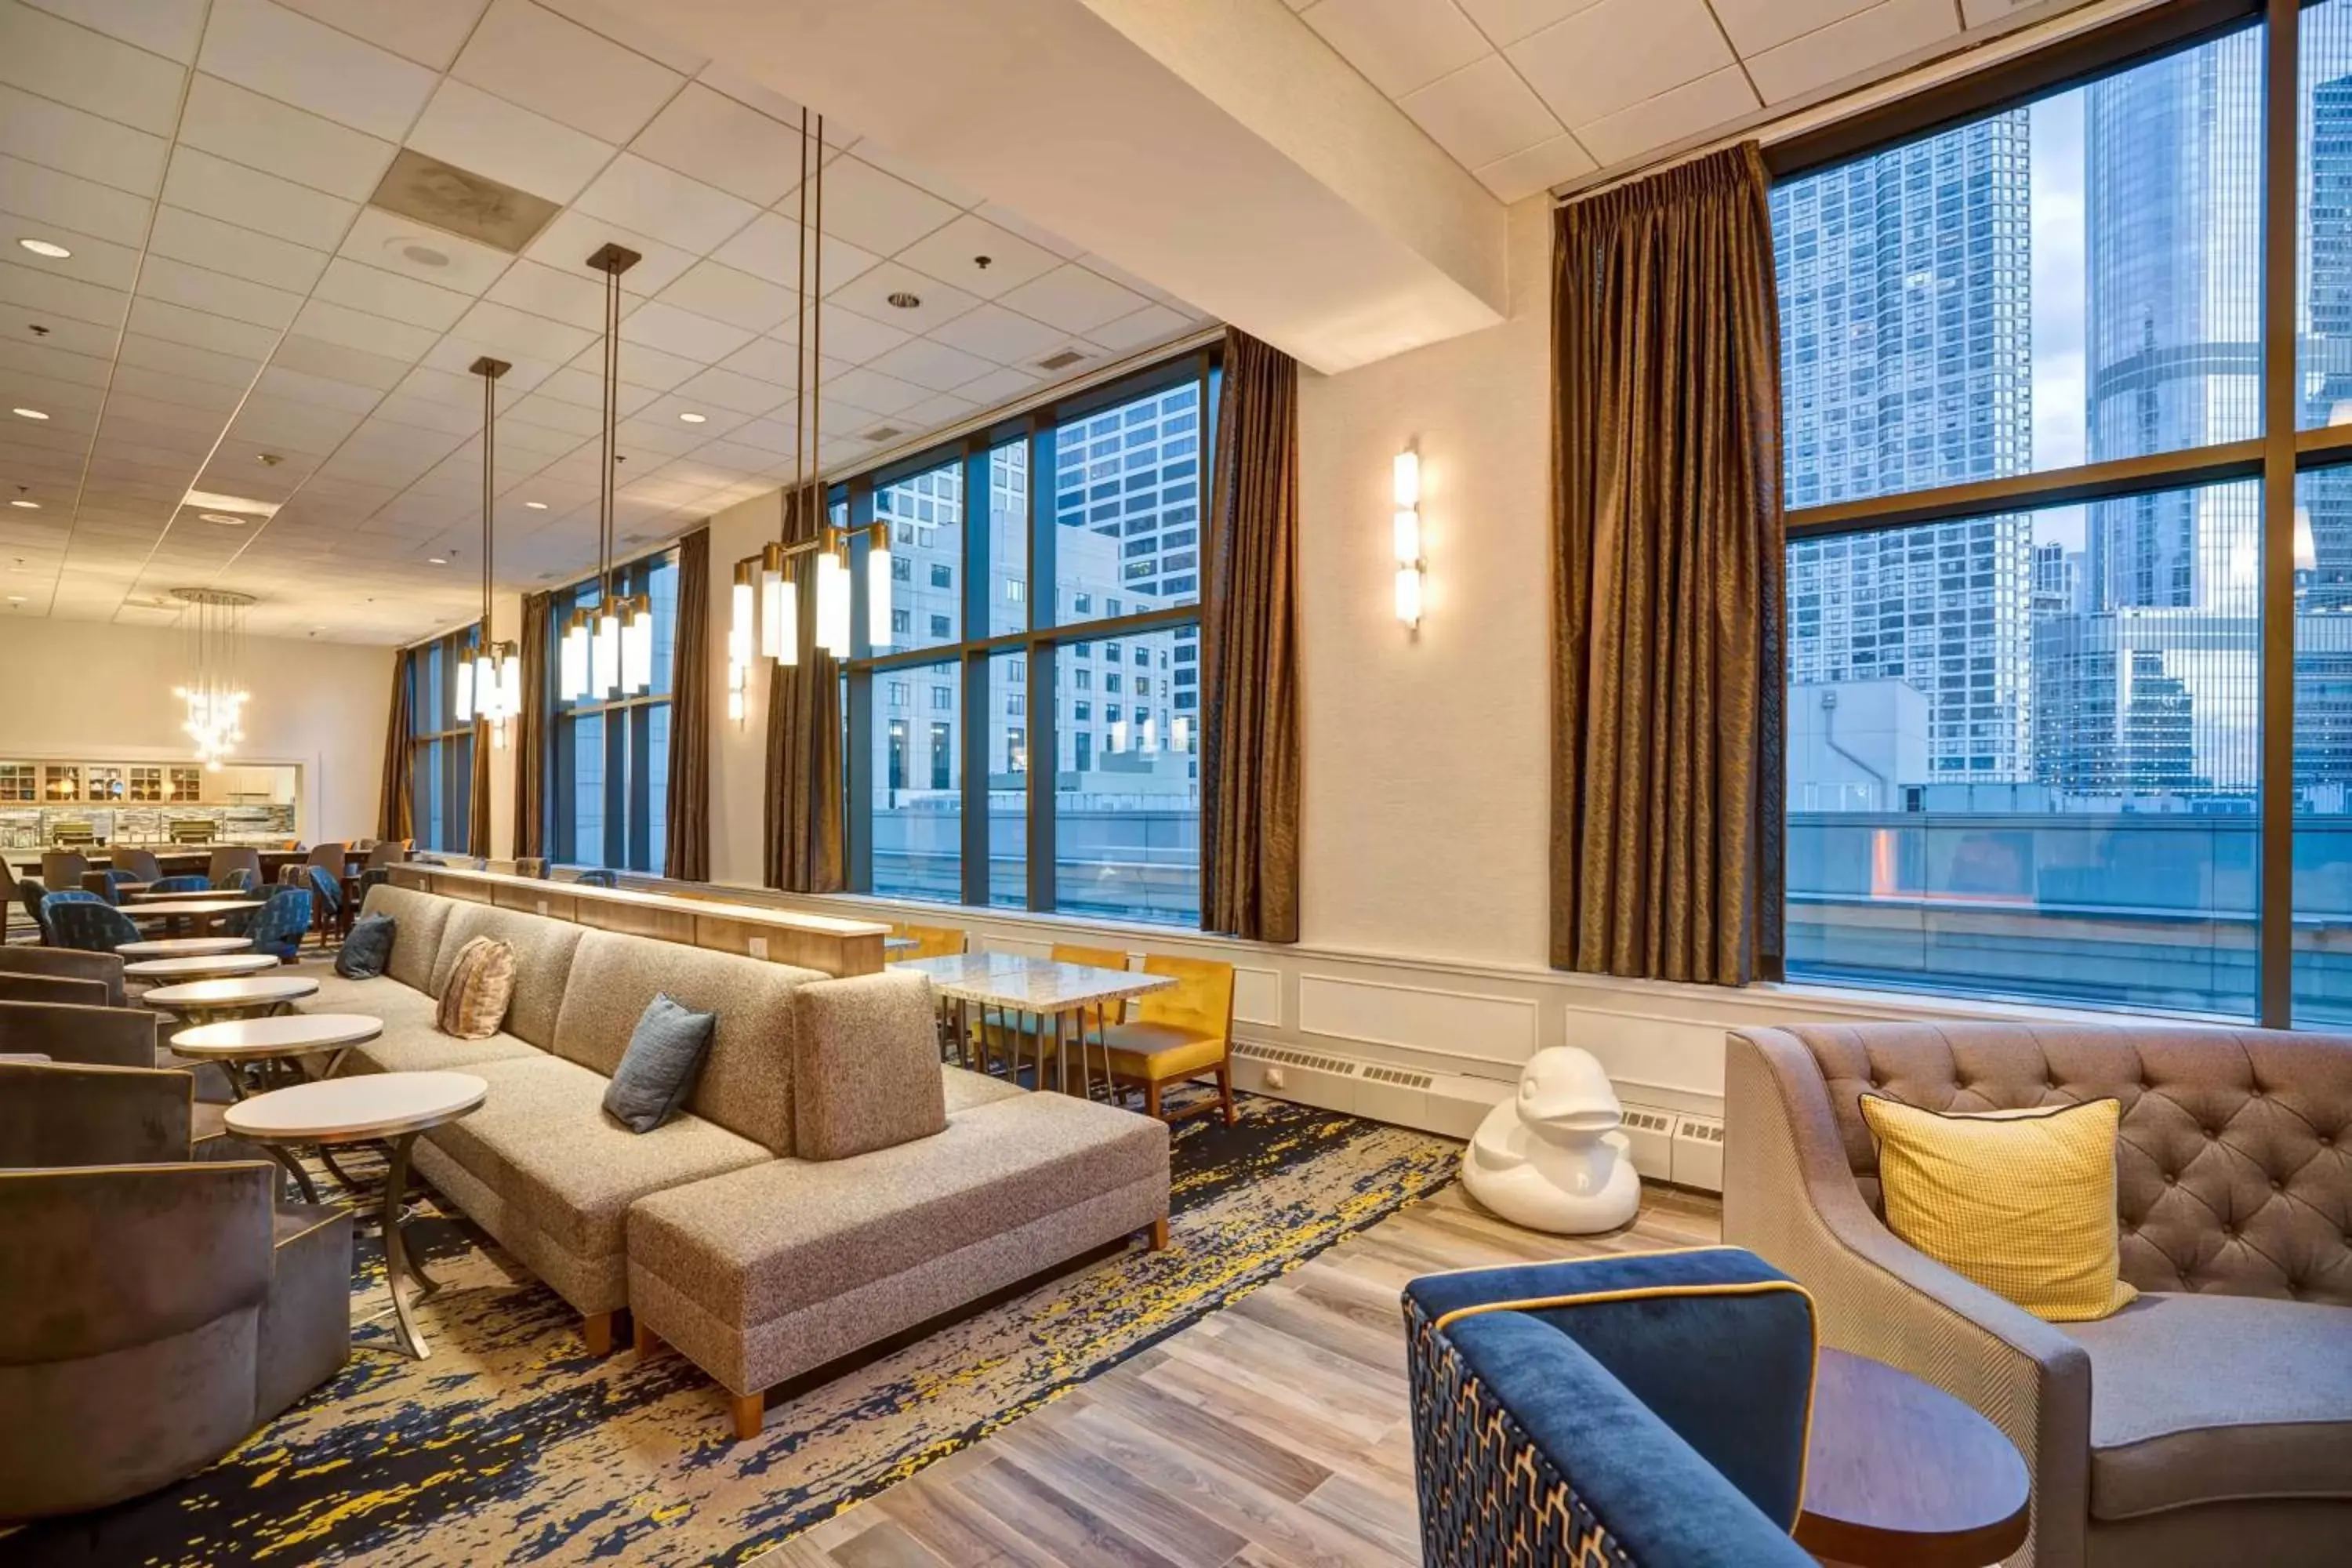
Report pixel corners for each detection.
[1550,0,2178,205]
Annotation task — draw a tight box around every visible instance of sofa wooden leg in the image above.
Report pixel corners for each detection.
[582,1311,615,1357]
[633,1318,662,1359]
[731,1391,765,1440]
[1149,1216,1171,1251]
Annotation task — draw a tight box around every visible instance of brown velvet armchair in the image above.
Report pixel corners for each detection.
[0,1062,354,1518]
[0,944,125,1006]
[0,994,236,1105]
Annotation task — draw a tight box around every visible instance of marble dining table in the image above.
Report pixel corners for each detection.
[890,952,1171,1098]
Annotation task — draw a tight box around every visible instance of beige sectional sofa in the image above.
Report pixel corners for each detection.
[308,884,1170,1433]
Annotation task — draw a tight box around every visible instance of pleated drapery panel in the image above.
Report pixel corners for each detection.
[514,590,550,862]
[666,527,712,880]
[1552,143,1785,986]
[1201,328,1302,942]
[379,646,415,842]
[762,485,844,892]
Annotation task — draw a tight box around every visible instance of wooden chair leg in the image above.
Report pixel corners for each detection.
[1217,1062,1236,1125]
[731,1391,766,1440]
[1143,1078,1162,1120]
[633,1318,662,1358]
[581,1311,615,1357]
[1149,1217,1171,1251]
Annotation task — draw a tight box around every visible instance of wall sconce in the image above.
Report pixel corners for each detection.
[1392,447,1424,629]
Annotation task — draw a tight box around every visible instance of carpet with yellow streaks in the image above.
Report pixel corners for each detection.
[2,1088,1460,1566]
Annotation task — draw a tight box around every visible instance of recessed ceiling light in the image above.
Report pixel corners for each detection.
[198,512,245,525]
[428,556,448,565]
[886,292,922,310]
[183,489,281,519]
[5,595,23,604]
[677,412,706,423]
[11,408,48,421]
[16,238,70,260]
[8,499,36,510]
[524,500,548,510]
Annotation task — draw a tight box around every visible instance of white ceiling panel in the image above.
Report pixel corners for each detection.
[821,365,930,418]
[710,211,878,297]
[115,331,264,390]
[1400,53,1563,172]
[572,153,755,255]
[176,73,397,202]
[482,257,607,331]
[998,263,1149,336]
[1088,302,1193,353]
[147,205,332,295]
[405,78,616,207]
[1301,0,1491,99]
[829,261,976,338]
[124,295,280,359]
[1570,63,1758,163]
[657,258,797,333]
[197,0,438,142]
[310,256,476,331]
[0,224,139,292]
[523,206,697,296]
[0,151,151,245]
[1473,131,1598,201]
[537,0,707,77]
[337,206,516,296]
[926,302,1067,367]
[1709,0,1882,56]
[1745,0,1958,104]
[452,0,683,145]
[0,0,187,137]
[1508,0,1735,127]
[866,336,992,396]
[630,83,810,207]
[23,0,210,64]
[267,331,410,391]
[162,145,358,250]
[274,0,488,71]
[0,82,168,193]
[808,301,910,365]
[137,256,305,332]
[451,298,597,364]
[619,297,753,361]
[291,296,439,361]
[813,156,957,257]
[895,212,1059,301]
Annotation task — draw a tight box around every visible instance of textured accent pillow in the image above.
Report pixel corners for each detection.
[793,971,947,1160]
[602,993,717,1134]
[434,935,516,1040]
[1860,1094,2136,1322]
[335,912,396,979]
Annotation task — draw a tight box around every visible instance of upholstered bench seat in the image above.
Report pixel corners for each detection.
[627,1078,1168,1402]
[312,976,543,1073]
[2065,1292,2352,1521]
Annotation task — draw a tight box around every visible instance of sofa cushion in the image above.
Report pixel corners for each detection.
[335,912,394,979]
[426,903,585,1049]
[626,1092,1167,1327]
[793,971,946,1160]
[358,884,449,993]
[553,931,822,1154]
[435,937,516,1040]
[603,994,717,1134]
[2063,1292,2352,1519]
[943,1065,1023,1114]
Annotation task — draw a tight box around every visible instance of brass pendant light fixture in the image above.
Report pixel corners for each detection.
[561,241,649,702]
[457,354,521,745]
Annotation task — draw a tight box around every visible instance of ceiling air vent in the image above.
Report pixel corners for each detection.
[1035,349,1089,372]
[367,149,561,254]
[861,426,906,444]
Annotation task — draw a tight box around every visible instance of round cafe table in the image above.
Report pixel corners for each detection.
[117,936,255,958]
[172,1014,386,1200]
[124,897,260,938]
[141,973,316,1023]
[123,953,279,982]
[225,1071,486,1359]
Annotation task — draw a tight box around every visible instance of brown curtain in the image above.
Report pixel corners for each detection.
[514,590,550,861]
[379,646,415,841]
[666,527,711,880]
[1551,143,1784,986]
[762,485,844,891]
[1201,328,1301,942]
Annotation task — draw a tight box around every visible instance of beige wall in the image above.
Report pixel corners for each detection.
[0,616,394,843]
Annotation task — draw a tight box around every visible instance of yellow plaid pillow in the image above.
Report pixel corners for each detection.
[1860,1094,2137,1323]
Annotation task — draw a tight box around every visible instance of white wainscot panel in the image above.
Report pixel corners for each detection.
[982,934,1054,959]
[1233,965,1282,1027]
[1298,973,1537,1065]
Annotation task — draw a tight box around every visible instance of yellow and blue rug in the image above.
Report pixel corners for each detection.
[5,1091,1459,1566]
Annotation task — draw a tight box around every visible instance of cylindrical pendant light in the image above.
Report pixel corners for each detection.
[585,241,641,704]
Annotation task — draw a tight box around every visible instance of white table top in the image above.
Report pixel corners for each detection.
[891,952,1174,1011]
[129,887,234,902]
[171,1013,384,1059]
[125,898,260,919]
[142,975,318,1009]
[117,937,256,957]
[225,1070,485,1143]
[124,953,280,979]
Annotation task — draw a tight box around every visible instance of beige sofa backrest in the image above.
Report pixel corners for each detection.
[1747,1020,2352,1305]
[553,931,824,1155]
[358,884,452,993]
[426,902,588,1050]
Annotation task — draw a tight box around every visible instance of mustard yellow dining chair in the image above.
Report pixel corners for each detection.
[1099,954,1236,1123]
[890,922,966,959]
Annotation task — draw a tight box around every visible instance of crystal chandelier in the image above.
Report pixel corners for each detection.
[455,356,523,745]
[727,107,890,726]
[560,242,653,705]
[170,587,254,771]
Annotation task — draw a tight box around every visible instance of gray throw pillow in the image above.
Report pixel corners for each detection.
[335,913,396,979]
[602,993,717,1134]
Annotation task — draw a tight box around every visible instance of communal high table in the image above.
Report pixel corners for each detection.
[891,952,1173,1098]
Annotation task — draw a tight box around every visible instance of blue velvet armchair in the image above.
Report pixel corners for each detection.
[1404,1248,1819,1568]
[42,894,136,954]
[149,874,209,895]
[234,887,312,962]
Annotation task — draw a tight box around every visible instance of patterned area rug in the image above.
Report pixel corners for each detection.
[5,1090,1460,1567]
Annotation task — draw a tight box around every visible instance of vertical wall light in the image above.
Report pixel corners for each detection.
[1392,446,1424,630]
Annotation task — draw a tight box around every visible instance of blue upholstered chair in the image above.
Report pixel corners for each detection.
[1404,1248,1818,1568]
[212,868,256,894]
[16,877,51,942]
[303,866,340,949]
[575,868,618,888]
[90,869,138,905]
[236,886,311,963]
[42,895,141,955]
[149,874,209,895]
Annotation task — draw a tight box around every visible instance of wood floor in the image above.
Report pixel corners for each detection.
[760,1182,1725,1568]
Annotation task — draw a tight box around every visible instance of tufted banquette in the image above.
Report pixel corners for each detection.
[1724,1021,2352,1568]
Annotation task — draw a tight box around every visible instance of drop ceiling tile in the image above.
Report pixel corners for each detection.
[405,78,617,207]
[23,0,208,62]
[846,140,982,209]
[924,302,1065,366]
[807,301,909,365]
[0,338,110,387]
[253,362,383,413]
[1709,0,1881,56]
[611,414,702,457]
[0,82,168,194]
[971,200,1081,260]
[894,392,976,432]
[1473,127,1597,200]
[532,361,657,412]
[942,364,1040,408]
[0,153,151,245]
[1744,0,1958,104]
[523,208,698,297]
[482,256,607,332]
[125,295,281,359]
[339,207,516,296]
[103,363,237,414]
[620,298,751,362]
[866,336,992,395]
[268,331,412,392]
[821,365,929,417]
[657,259,794,332]
[997,263,1149,336]
[831,260,977,337]
[311,256,476,331]
[118,331,264,389]
[292,296,440,361]
[197,0,438,142]
[147,205,332,295]
[573,153,757,256]
[489,416,583,457]
[1,368,103,414]
[452,0,683,144]
[1507,0,1733,127]
[895,213,1061,302]
[227,396,365,453]
[815,157,958,257]
[272,0,488,71]
[629,83,810,208]
[568,333,699,392]
[1302,0,1491,98]
[1454,0,1606,46]
[162,145,357,250]
[1399,54,1563,170]
[0,219,140,292]
[709,211,878,297]
[537,0,707,75]
[1087,302,1195,353]
[136,255,303,331]
[1570,64,1757,164]
[375,391,481,437]
[0,0,187,137]
[506,388,601,434]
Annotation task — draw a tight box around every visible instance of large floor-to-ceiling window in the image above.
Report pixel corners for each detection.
[1775,0,2352,1025]
[408,626,476,855]
[844,349,1214,926]
[549,550,678,872]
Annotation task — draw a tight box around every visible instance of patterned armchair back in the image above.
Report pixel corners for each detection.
[242,887,313,960]
[212,868,256,894]
[151,875,209,895]
[306,865,340,914]
[42,896,139,954]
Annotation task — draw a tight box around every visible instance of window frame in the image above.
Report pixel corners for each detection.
[1771,0,2338,1026]
[838,347,1220,921]
[408,624,477,855]
[546,546,680,873]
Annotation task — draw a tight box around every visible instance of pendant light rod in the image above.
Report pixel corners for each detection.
[472,355,508,635]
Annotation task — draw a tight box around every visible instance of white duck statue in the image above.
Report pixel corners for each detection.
[1461,1047,1641,1234]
